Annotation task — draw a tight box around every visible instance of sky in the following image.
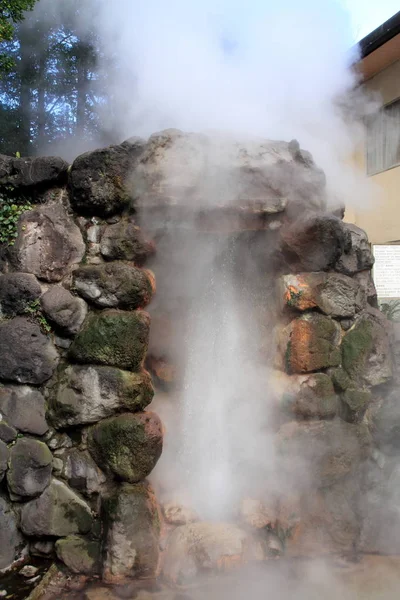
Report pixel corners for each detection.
[344,0,399,41]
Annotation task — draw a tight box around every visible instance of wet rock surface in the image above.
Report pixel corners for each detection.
[73,262,154,310]
[100,220,155,264]
[0,318,59,384]
[88,412,163,482]
[56,535,101,574]
[69,310,150,371]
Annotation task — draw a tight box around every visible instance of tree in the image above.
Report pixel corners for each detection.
[0,0,37,74]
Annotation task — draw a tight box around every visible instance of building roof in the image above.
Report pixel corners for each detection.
[359,11,400,59]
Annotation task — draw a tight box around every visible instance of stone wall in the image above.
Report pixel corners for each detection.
[0,130,397,584]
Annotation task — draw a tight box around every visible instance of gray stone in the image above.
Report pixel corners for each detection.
[282,373,337,419]
[341,308,393,387]
[353,269,378,308]
[7,438,52,498]
[73,263,154,310]
[30,540,55,557]
[0,440,8,482]
[0,385,48,434]
[20,565,38,578]
[88,412,163,483]
[371,390,400,455]
[0,421,17,443]
[40,287,87,336]
[56,535,101,574]
[46,431,72,451]
[20,478,93,537]
[48,365,154,428]
[0,495,23,570]
[0,273,41,318]
[277,419,371,488]
[10,202,85,282]
[340,388,372,423]
[69,310,150,371]
[69,140,145,217]
[102,482,160,583]
[100,220,155,265]
[0,155,68,188]
[61,449,106,495]
[0,318,59,384]
[335,223,374,275]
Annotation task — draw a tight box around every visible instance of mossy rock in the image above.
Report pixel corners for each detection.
[88,412,163,483]
[330,367,351,392]
[68,309,150,371]
[55,535,101,574]
[284,373,337,419]
[340,388,372,423]
[7,438,52,498]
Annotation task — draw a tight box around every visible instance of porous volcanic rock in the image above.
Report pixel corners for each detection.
[284,313,341,374]
[9,202,85,282]
[0,385,48,434]
[335,223,375,275]
[69,140,145,217]
[341,309,393,387]
[68,310,150,371]
[48,364,154,428]
[87,412,163,483]
[7,438,52,498]
[20,478,93,537]
[40,287,87,336]
[0,273,41,317]
[100,220,155,265]
[0,155,68,188]
[0,318,59,384]
[56,535,101,574]
[0,495,23,570]
[279,272,366,318]
[282,373,338,419]
[102,482,160,582]
[162,522,262,585]
[73,262,155,310]
[277,419,371,487]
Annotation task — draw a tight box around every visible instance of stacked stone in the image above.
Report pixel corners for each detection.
[0,144,162,581]
[273,215,393,557]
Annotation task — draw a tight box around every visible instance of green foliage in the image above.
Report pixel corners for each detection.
[24,299,52,334]
[0,0,37,75]
[380,299,400,322]
[0,187,31,245]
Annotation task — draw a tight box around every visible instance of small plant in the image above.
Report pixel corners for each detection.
[380,299,400,322]
[0,187,31,246]
[24,299,52,334]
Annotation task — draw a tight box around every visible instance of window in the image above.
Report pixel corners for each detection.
[366,98,400,176]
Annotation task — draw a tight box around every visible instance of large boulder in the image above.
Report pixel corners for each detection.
[100,220,155,265]
[284,313,341,374]
[73,263,155,310]
[102,482,160,583]
[0,155,68,189]
[279,272,365,318]
[277,419,371,488]
[0,421,17,443]
[335,224,374,276]
[88,412,163,483]
[341,309,393,387]
[60,449,106,496]
[278,215,350,273]
[68,310,150,371]
[20,478,93,537]
[9,202,85,282]
[281,373,337,419]
[0,273,41,318]
[162,522,262,586]
[48,365,154,428]
[0,318,59,384]
[7,438,52,498]
[55,535,101,575]
[0,385,48,434]
[69,140,145,217]
[0,440,8,482]
[0,495,24,570]
[40,287,87,336]
[130,130,325,217]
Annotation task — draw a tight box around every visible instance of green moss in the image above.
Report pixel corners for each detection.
[285,339,292,374]
[342,319,373,380]
[287,289,303,308]
[330,367,351,392]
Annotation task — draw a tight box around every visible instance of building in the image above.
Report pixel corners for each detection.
[350,11,400,301]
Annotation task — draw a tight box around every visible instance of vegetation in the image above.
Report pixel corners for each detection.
[0,0,37,74]
[380,299,400,322]
[24,299,52,333]
[0,187,31,245]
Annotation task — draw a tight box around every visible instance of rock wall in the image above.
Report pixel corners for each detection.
[0,130,396,584]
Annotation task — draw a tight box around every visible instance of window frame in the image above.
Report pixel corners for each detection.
[365,95,400,177]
